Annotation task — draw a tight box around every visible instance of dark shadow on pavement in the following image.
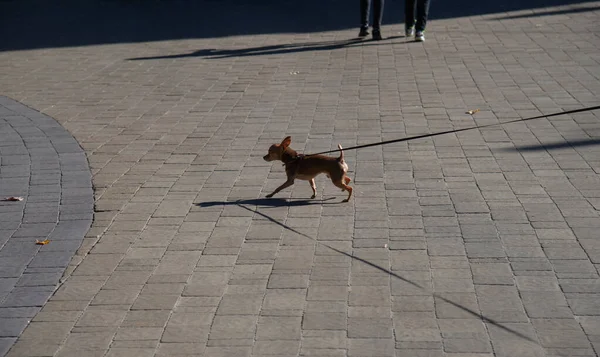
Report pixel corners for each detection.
[1,0,598,52]
[493,5,600,20]
[196,199,539,344]
[128,37,404,61]
[196,196,341,208]
[504,138,600,152]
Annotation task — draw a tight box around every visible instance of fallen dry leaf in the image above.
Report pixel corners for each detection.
[3,196,23,201]
[35,239,50,245]
[466,109,480,115]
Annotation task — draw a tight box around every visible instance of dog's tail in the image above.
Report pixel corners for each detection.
[337,144,344,162]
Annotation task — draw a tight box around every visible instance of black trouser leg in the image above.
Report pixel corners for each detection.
[372,0,384,31]
[360,0,370,28]
[405,0,415,29]
[415,0,431,32]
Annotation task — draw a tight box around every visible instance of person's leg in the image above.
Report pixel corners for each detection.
[372,0,384,30]
[371,0,384,39]
[359,0,370,36]
[415,0,431,32]
[405,0,416,31]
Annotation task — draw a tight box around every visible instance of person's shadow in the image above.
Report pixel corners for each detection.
[128,36,404,61]
[3,0,598,52]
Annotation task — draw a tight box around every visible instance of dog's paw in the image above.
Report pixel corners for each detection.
[342,199,350,203]
[266,194,274,198]
[310,195,316,199]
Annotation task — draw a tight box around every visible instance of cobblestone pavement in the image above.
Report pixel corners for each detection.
[1,0,600,356]
[0,98,93,356]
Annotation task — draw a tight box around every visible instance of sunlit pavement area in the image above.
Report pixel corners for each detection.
[1,0,600,356]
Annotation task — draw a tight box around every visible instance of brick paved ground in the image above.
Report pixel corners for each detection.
[0,98,93,356]
[1,0,600,356]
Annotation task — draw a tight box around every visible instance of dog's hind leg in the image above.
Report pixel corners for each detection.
[332,180,353,202]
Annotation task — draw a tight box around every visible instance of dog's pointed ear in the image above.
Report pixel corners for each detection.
[281,136,292,149]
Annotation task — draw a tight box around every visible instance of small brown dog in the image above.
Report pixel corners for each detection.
[263,136,352,202]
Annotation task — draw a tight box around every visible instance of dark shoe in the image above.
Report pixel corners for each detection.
[372,30,382,41]
[358,27,369,37]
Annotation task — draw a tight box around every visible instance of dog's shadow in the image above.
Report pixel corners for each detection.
[196,197,341,208]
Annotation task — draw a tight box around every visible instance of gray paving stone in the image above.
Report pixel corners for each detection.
[348,317,393,338]
[256,316,302,340]
[348,338,394,357]
[122,310,171,328]
[443,336,493,353]
[265,278,306,298]
[521,291,573,318]
[131,294,179,311]
[511,258,553,272]
[392,295,434,312]
[161,323,210,344]
[16,272,62,287]
[434,293,480,320]
[560,278,600,293]
[209,315,258,340]
[307,286,348,301]
[1,287,54,307]
[0,318,29,337]
[0,338,16,357]
[395,350,443,357]
[253,340,300,356]
[349,285,391,306]
[216,294,263,315]
[76,309,127,328]
[0,307,41,318]
[566,293,600,316]
[267,274,309,289]
[487,323,544,357]
[532,318,592,349]
[28,252,74,268]
[301,330,346,351]
[465,242,506,258]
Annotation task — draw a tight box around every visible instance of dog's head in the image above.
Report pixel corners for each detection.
[263,136,291,162]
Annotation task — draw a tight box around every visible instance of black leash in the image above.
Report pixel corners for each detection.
[306,105,600,156]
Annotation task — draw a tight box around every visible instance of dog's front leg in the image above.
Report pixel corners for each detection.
[309,179,317,199]
[266,179,295,198]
